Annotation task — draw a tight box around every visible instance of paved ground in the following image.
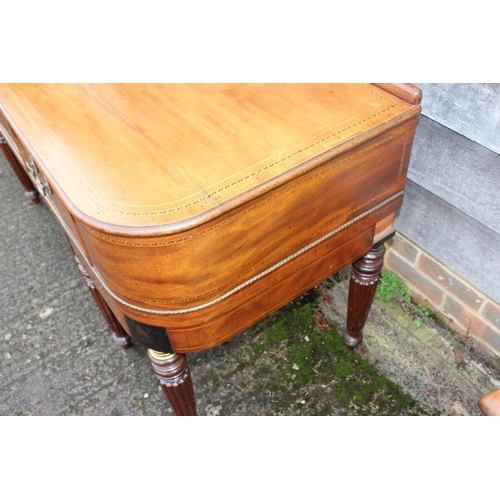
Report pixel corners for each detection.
[1,154,500,416]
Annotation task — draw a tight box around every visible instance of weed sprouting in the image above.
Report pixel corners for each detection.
[376,270,411,302]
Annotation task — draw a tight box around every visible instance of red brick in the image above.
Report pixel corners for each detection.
[385,252,444,305]
[476,322,500,355]
[483,301,500,329]
[473,339,500,369]
[443,295,475,329]
[386,234,419,263]
[443,296,500,352]
[417,253,483,311]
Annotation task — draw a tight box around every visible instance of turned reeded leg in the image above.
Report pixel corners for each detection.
[74,255,133,349]
[343,243,386,349]
[148,350,198,416]
[0,137,40,204]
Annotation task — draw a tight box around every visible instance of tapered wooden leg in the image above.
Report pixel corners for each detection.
[148,350,198,416]
[343,243,386,349]
[0,138,40,204]
[74,255,133,349]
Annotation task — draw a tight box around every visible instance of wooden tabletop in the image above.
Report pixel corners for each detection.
[0,84,418,232]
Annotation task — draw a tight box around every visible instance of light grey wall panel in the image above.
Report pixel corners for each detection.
[395,180,500,303]
[415,83,500,154]
[408,116,500,234]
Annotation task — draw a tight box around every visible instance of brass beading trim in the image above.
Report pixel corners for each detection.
[42,188,404,316]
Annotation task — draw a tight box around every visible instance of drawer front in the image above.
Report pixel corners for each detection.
[0,112,52,198]
[0,112,25,164]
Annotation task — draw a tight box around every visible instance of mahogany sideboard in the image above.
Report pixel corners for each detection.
[0,84,422,415]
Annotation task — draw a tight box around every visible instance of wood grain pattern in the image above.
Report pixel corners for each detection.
[59,193,402,352]
[73,254,132,349]
[0,84,422,414]
[374,84,422,105]
[0,84,419,231]
[75,120,416,314]
[0,84,422,348]
[343,244,386,348]
[147,352,197,416]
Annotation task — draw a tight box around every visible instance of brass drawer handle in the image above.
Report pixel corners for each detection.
[26,157,52,196]
[27,158,39,176]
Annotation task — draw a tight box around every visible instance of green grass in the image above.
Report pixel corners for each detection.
[376,270,411,302]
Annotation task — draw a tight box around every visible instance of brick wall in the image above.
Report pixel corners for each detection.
[384,232,500,361]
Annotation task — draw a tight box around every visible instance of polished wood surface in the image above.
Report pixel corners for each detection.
[373,83,422,105]
[0,84,422,415]
[147,351,197,416]
[344,244,386,348]
[0,84,418,230]
[73,254,133,349]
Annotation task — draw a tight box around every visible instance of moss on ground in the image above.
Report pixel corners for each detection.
[209,294,429,416]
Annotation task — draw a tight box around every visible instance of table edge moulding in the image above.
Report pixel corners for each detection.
[0,83,422,416]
